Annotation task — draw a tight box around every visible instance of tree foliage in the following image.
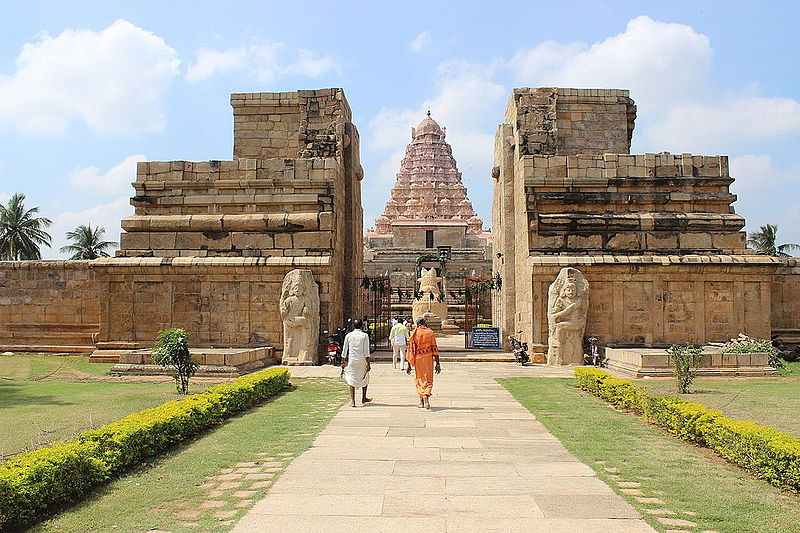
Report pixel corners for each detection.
[0,193,52,260]
[60,224,117,260]
[747,224,799,257]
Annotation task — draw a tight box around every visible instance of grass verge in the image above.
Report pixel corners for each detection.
[499,377,800,533]
[29,377,347,532]
[0,355,213,458]
[638,360,800,436]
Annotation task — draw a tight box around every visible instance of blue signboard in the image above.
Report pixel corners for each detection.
[471,327,501,349]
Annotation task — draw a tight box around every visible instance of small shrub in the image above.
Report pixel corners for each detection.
[667,343,703,394]
[152,328,197,395]
[723,335,784,370]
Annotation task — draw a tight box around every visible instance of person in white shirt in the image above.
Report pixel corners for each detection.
[341,319,372,407]
[389,317,410,370]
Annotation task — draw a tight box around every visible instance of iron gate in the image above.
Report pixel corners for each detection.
[464,276,492,349]
[353,276,392,350]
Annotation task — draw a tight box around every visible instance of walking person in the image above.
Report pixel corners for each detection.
[341,319,372,407]
[406,316,441,409]
[389,316,410,370]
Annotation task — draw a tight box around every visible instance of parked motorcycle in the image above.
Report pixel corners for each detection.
[584,335,603,366]
[322,327,347,366]
[508,335,530,365]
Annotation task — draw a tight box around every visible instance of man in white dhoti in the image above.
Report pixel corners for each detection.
[341,319,372,407]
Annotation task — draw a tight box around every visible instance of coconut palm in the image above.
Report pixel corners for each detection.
[0,193,52,260]
[60,224,118,260]
[747,224,799,257]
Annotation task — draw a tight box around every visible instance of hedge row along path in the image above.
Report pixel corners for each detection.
[232,363,654,532]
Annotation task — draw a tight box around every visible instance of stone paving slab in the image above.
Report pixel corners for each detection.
[231,363,654,532]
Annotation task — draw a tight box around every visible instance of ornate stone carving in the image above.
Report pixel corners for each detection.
[412,267,448,326]
[370,115,484,235]
[279,269,320,364]
[547,267,589,365]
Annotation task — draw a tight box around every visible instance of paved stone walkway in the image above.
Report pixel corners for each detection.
[232,363,655,532]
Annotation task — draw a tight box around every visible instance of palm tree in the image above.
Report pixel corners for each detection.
[60,224,118,260]
[0,193,52,260]
[747,224,799,257]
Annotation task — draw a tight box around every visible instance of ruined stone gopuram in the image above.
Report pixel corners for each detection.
[493,88,800,373]
[364,114,492,327]
[0,89,364,369]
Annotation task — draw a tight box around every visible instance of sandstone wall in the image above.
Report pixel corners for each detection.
[772,259,800,345]
[521,256,777,353]
[95,257,332,351]
[504,88,636,157]
[0,261,101,352]
[492,87,789,351]
[0,89,364,360]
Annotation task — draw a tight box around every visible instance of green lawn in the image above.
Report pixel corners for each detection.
[0,355,214,458]
[500,377,800,533]
[637,360,800,437]
[30,377,347,533]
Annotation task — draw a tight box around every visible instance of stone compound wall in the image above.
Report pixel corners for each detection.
[772,259,800,347]
[0,262,101,353]
[522,256,778,353]
[492,87,791,352]
[0,89,363,360]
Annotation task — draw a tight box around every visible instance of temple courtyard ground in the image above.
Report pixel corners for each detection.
[5,356,800,532]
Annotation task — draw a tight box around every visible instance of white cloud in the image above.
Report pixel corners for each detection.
[409,31,431,53]
[644,96,800,153]
[0,192,10,204]
[46,196,131,259]
[68,154,146,195]
[506,15,800,158]
[729,155,800,248]
[185,43,339,83]
[509,16,713,112]
[0,19,180,135]
[285,49,340,77]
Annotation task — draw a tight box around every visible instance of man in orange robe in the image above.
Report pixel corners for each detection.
[406,316,441,409]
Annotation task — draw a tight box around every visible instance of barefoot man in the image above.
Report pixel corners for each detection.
[341,319,372,407]
[406,316,441,409]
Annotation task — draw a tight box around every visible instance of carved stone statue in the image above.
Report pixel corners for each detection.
[279,269,320,364]
[418,267,442,297]
[412,267,448,326]
[547,267,589,365]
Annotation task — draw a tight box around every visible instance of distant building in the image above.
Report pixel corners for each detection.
[364,114,492,328]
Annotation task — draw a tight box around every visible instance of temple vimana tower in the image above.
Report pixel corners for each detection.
[364,113,492,327]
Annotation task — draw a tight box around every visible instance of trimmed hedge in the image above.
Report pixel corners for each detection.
[0,368,289,531]
[574,367,800,492]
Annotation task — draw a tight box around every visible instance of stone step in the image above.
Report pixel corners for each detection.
[0,344,94,354]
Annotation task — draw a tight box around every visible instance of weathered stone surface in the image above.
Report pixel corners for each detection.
[547,268,589,365]
[280,269,320,364]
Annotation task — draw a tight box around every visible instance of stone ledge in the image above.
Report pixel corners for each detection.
[526,254,782,266]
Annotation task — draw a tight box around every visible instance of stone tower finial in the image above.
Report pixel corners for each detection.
[427,109,431,118]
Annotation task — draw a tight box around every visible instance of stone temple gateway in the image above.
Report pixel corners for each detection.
[0,86,798,373]
[0,89,363,369]
[492,87,799,373]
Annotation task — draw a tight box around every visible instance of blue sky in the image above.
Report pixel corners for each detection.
[1,1,798,258]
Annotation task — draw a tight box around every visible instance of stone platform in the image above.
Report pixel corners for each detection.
[109,346,277,377]
[603,347,778,377]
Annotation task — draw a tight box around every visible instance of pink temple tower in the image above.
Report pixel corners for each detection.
[364,113,492,295]
[369,113,486,243]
